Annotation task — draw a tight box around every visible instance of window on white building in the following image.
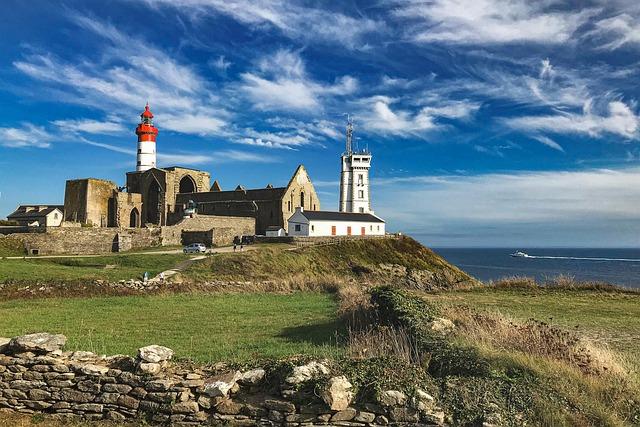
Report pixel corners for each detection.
[358,190,364,199]
[311,225,315,232]
[357,174,363,185]
[359,207,364,213]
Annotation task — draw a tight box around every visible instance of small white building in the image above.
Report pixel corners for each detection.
[7,205,64,227]
[265,226,286,237]
[287,207,385,237]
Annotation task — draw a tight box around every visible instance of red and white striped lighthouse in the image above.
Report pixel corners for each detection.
[135,103,158,172]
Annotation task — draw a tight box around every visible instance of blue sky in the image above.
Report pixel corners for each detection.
[1,0,640,247]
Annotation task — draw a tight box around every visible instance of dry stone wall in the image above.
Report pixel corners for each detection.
[0,333,445,426]
[7,214,255,255]
[10,227,162,255]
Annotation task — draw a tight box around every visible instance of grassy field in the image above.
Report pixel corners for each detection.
[422,285,640,369]
[184,237,473,284]
[0,292,343,363]
[0,253,190,283]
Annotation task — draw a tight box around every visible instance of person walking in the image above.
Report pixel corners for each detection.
[159,271,165,284]
[143,271,149,284]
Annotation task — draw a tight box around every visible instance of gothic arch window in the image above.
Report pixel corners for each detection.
[300,191,305,209]
[130,208,140,228]
[179,175,197,194]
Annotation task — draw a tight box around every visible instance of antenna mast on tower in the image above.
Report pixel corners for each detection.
[345,114,353,154]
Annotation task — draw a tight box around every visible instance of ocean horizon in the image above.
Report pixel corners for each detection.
[428,246,640,288]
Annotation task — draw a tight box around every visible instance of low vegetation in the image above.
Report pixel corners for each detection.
[0,253,190,284]
[1,239,638,425]
[345,286,640,426]
[0,236,25,257]
[184,236,474,287]
[421,276,640,369]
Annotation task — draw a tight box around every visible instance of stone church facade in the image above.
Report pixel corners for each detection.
[61,104,320,235]
[173,165,319,235]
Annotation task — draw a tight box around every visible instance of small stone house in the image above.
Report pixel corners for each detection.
[287,207,385,237]
[7,205,64,227]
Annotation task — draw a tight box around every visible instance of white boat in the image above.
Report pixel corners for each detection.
[510,251,529,258]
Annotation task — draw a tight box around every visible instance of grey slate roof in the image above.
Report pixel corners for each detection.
[8,205,64,219]
[300,210,384,223]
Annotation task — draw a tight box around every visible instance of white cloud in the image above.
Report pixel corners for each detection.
[394,0,595,44]
[588,13,640,50]
[209,55,231,72]
[374,168,640,246]
[138,0,381,48]
[239,50,357,112]
[506,100,640,139]
[157,153,214,165]
[13,14,229,137]
[215,149,277,163]
[534,136,565,152]
[52,119,126,134]
[359,96,478,136]
[0,124,53,148]
[161,113,226,136]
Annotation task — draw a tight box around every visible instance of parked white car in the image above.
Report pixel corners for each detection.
[183,243,206,254]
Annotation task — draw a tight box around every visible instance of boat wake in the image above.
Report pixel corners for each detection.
[522,254,640,262]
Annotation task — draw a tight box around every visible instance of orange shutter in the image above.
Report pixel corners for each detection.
[331,225,336,236]
[347,226,352,236]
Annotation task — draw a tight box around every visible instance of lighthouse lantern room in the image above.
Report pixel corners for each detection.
[135,103,158,172]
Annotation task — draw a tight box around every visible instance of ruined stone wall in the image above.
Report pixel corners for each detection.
[63,179,117,227]
[161,215,255,247]
[114,192,143,228]
[0,333,444,426]
[10,228,162,255]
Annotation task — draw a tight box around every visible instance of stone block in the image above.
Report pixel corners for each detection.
[73,403,104,413]
[331,408,357,422]
[264,399,296,413]
[28,389,51,400]
[9,333,66,354]
[117,395,140,409]
[102,383,132,394]
[354,411,376,423]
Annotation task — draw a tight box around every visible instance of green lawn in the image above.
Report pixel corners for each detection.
[422,287,640,368]
[0,292,343,363]
[0,254,190,283]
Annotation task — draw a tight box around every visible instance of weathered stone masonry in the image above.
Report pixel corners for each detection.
[0,333,445,426]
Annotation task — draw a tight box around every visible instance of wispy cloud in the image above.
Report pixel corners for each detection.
[587,13,640,50]
[238,49,357,112]
[14,13,229,137]
[358,96,478,137]
[138,0,382,48]
[393,0,596,45]
[374,167,640,246]
[0,124,53,148]
[52,119,126,134]
[506,100,640,139]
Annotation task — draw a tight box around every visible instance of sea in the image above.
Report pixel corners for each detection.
[430,247,640,288]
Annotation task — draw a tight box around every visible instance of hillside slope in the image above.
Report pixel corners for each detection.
[184,236,477,290]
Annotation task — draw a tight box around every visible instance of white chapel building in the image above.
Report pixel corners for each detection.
[287,117,386,237]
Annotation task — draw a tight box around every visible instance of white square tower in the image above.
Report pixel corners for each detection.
[339,118,373,214]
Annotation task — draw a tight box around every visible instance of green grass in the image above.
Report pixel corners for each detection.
[422,286,640,368]
[0,292,343,363]
[0,253,191,283]
[185,237,473,285]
